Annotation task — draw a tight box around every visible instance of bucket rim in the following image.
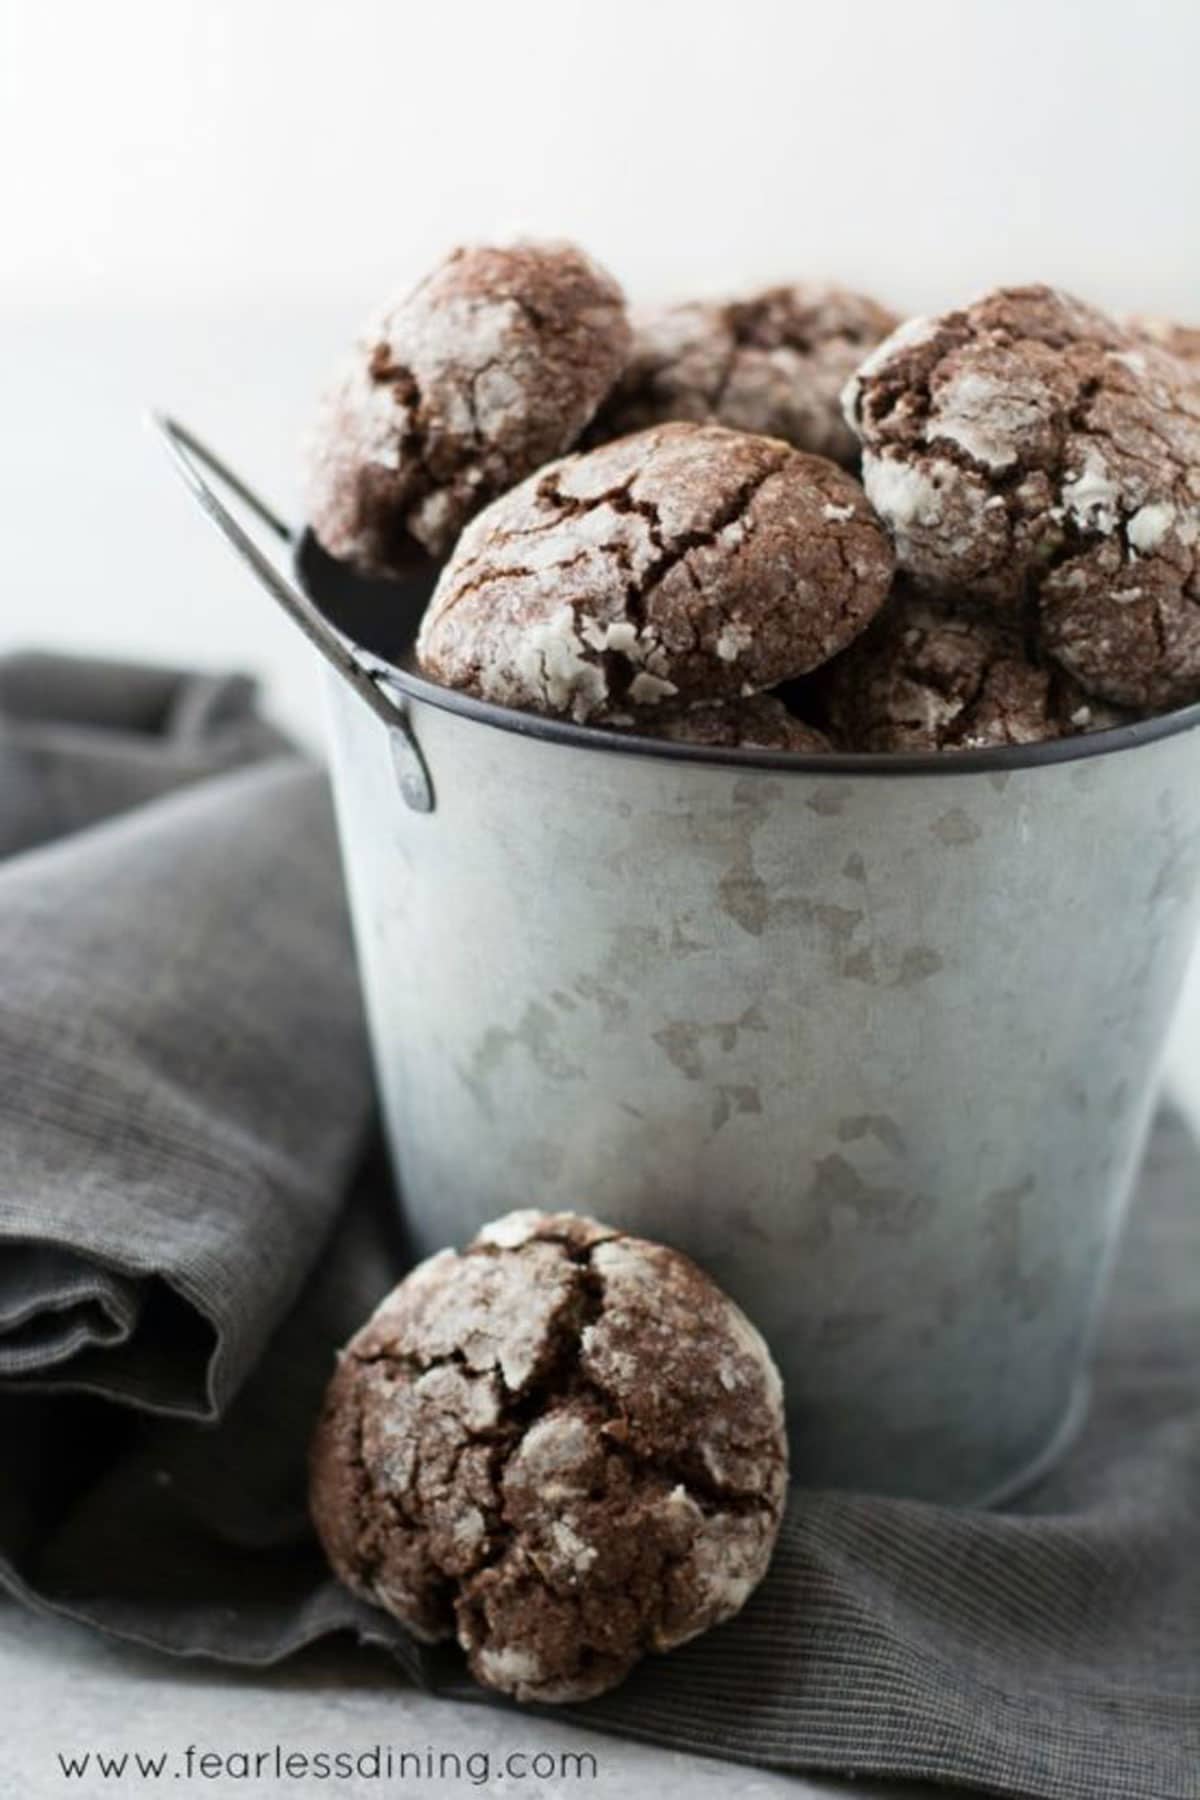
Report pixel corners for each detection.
[299,530,1200,780]
[373,657,1200,779]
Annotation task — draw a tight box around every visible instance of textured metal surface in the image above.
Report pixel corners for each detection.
[153,416,434,805]
[325,673,1200,1506]
[158,423,1200,1503]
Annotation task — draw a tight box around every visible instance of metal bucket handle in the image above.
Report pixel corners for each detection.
[151,413,434,812]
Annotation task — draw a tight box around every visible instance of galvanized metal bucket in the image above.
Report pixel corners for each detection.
[160,418,1200,1508]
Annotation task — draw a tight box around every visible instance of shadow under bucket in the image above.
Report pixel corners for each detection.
[161,418,1200,1508]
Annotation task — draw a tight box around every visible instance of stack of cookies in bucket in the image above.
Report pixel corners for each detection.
[301,250,1200,1708]
[307,242,1200,752]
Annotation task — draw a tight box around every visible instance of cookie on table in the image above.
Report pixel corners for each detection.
[843,285,1200,710]
[309,1210,787,1704]
[822,587,1129,753]
[306,241,632,571]
[622,694,830,752]
[416,422,894,722]
[594,283,897,466]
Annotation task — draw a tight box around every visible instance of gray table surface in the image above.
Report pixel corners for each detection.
[0,1600,953,1799]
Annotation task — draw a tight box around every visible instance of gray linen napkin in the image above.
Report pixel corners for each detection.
[0,653,1196,1800]
[0,654,373,1416]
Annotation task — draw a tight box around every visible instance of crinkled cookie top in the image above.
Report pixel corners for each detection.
[305,240,631,570]
[822,587,1126,753]
[309,1210,787,1705]
[594,283,897,465]
[625,693,830,752]
[844,285,1200,709]
[416,421,894,721]
[1126,314,1200,367]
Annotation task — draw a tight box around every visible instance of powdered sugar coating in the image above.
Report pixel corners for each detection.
[309,1210,787,1704]
[1126,315,1200,367]
[844,285,1200,709]
[416,421,894,720]
[305,241,631,570]
[822,587,1129,753]
[593,283,897,466]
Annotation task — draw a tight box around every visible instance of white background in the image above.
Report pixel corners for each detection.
[2,0,1199,1102]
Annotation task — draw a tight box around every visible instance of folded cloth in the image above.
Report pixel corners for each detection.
[0,652,288,858]
[0,654,374,1417]
[0,653,1197,1800]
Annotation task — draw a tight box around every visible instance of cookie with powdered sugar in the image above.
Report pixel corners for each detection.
[1126,314,1200,368]
[306,241,631,571]
[821,587,1129,753]
[309,1209,787,1704]
[843,285,1200,710]
[416,421,894,722]
[623,694,831,752]
[592,282,897,466]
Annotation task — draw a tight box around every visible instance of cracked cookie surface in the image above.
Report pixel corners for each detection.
[305,241,631,570]
[593,284,897,466]
[821,587,1128,752]
[309,1209,787,1704]
[1126,315,1200,367]
[844,285,1200,709]
[622,694,830,751]
[416,421,894,721]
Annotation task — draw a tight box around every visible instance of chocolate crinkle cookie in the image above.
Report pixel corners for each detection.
[305,241,631,571]
[310,1210,787,1705]
[843,285,1200,709]
[593,283,897,466]
[416,421,894,721]
[1126,315,1200,367]
[622,694,830,751]
[822,587,1128,753]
